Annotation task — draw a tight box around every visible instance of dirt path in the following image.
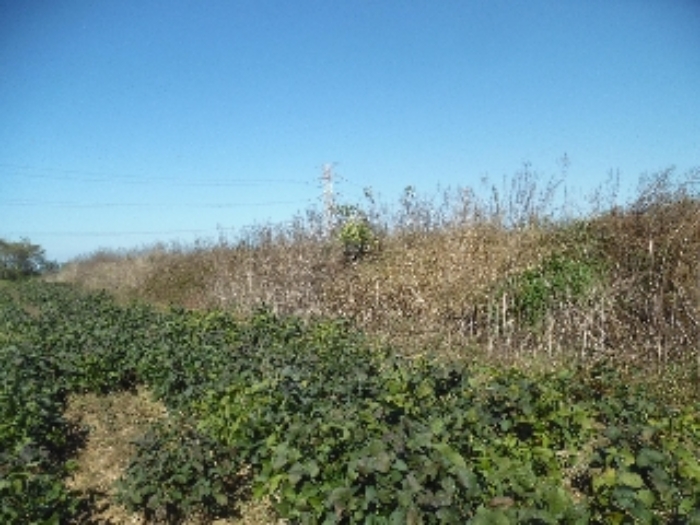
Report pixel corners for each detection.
[64,388,278,524]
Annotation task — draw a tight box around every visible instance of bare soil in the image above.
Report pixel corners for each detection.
[64,388,278,524]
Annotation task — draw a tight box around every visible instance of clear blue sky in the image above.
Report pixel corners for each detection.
[2,1,699,262]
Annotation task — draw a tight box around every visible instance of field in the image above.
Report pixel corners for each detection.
[3,169,700,523]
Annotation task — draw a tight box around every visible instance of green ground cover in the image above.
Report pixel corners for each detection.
[1,281,700,523]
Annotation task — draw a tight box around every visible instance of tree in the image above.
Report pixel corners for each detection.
[0,238,58,280]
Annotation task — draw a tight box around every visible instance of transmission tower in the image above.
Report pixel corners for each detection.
[321,163,336,236]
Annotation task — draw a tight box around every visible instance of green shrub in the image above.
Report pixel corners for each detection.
[115,417,244,524]
[335,205,379,262]
[0,452,80,525]
[497,252,605,327]
[0,343,82,523]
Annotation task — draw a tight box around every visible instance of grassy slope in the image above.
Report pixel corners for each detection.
[53,169,700,402]
[5,168,699,522]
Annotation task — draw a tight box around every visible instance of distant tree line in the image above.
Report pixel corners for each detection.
[0,238,58,280]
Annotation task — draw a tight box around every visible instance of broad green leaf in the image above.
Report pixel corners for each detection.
[636,489,655,507]
[636,448,665,468]
[432,442,467,469]
[393,458,408,471]
[272,443,292,470]
[679,458,700,481]
[374,451,392,473]
[306,460,320,478]
[471,507,512,525]
[545,486,571,515]
[618,471,644,489]
[328,487,353,508]
[416,380,433,399]
[455,467,479,494]
[619,447,636,468]
[288,462,305,485]
[593,468,616,491]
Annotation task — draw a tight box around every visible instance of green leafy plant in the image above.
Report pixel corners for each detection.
[0,341,83,523]
[335,204,379,262]
[0,451,80,525]
[115,417,244,524]
[497,252,605,327]
[3,281,700,523]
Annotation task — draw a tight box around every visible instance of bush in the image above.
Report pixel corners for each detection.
[335,205,379,262]
[115,417,244,524]
[499,252,605,327]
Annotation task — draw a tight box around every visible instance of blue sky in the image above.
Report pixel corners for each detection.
[1,1,699,262]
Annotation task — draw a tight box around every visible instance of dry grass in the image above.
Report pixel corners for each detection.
[65,387,168,524]
[64,388,280,524]
[54,167,700,379]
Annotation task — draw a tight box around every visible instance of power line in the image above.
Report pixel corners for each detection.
[1,199,313,209]
[4,229,218,238]
[0,163,311,187]
[13,173,310,187]
[5,216,322,238]
[320,163,337,236]
[1,162,326,241]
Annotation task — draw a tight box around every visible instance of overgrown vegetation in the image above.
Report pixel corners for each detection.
[1,280,699,523]
[55,167,700,369]
[3,166,700,522]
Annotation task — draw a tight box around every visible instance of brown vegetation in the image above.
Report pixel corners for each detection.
[54,167,700,387]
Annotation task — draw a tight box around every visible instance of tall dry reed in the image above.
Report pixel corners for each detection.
[54,168,699,386]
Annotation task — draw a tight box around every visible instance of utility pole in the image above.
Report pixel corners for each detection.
[321,163,336,236]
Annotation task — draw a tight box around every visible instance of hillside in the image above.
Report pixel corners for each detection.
[3,169,700,523]
[55,169,700,390]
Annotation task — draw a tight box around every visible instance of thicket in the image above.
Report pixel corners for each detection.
[2,281,700,523]
[55,168,700,373]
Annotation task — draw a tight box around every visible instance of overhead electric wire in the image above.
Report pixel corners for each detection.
[6,217,317,237]
[5,228,220,237]
[1,199,314,209]
[0,163,312,187]
[1,162,327,241]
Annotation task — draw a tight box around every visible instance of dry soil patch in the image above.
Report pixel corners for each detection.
[64,388,278,524]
